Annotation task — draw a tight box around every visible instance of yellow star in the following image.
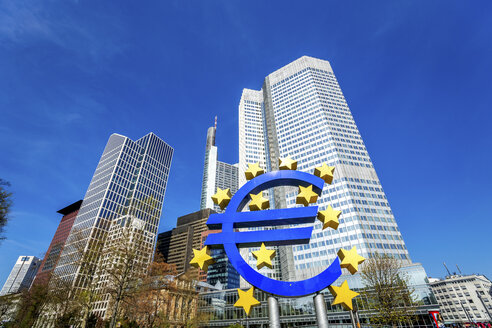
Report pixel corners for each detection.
[252,243,276,269]
[337,246,365,275]
[314,163,335,184]
[278,157,297,170]
[317,206,341,230]
[328,280,359,310]
[249,191,269,211]
[245,163,264,180]
[234,287,260,315]
[211,188,232,210]
[189,246,215,272]
[296,185,318,206]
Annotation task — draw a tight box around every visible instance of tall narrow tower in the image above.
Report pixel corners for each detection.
[198,118,241,288]
[200,117,239,212]
[54,133,173,317]
[239,56,411,280]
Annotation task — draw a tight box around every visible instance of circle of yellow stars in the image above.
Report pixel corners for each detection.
[189,157,365,314]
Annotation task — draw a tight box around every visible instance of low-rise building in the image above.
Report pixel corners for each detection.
[430,274,492,326]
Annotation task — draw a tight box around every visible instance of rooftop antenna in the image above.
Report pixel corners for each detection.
[443,262,451,276]
[456,264,463,275]
[214,116,217,131]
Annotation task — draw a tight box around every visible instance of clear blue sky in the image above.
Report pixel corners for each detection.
[1,1,491,285]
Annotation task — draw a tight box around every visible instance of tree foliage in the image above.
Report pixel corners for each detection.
[0,178,13,243]
[7,284,49,328]
[360,254,418,327]
[3,197,203,327]
[119,259,177,328]
[101,216,152,328]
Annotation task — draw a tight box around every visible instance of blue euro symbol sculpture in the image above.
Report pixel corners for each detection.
[204,170,342,297]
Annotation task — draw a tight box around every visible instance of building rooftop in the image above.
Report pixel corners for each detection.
[57,200,83,215]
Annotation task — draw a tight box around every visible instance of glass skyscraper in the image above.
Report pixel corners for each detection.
[239,56,410,280]
[54,132,173,317]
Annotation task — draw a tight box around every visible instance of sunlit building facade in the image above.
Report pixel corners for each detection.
[200,118,239,213]
[238,56,411,281]
[430,274,492,325]
[0,256,41,296]
[53,132,173,317]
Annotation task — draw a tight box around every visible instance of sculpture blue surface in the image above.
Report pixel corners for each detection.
[204,170,342,297]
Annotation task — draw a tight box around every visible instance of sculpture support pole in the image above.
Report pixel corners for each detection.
[349,310,357,328]
[313,292,329,328]
[268,295,281,328]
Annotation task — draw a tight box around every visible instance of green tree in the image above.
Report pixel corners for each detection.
[8,283,49,328]
[0,179,13,243]
[360,253,418,327]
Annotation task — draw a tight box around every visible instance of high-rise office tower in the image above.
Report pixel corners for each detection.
[54,133,173,317]
[200,117,239,212]
[33,200,82,286]
[0,256,41,296]
[198,119,240,288]
[239,56,410,280]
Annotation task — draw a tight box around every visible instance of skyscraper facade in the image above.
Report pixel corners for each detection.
[198,119,241,289]
[53,133,173,316]
[0,256,41,296]
[239,56,410,280]
[200,118,239,212]
[33,200,82,286]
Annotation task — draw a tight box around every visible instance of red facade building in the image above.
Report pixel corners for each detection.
[33,200,82,286]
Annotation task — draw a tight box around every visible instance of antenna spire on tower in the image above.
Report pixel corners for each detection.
[214,116,217,130]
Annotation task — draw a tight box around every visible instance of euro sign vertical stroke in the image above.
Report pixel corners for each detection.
[204,170,342,297]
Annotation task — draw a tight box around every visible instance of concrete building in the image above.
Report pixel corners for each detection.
[200,117,239,213]
[0,256,41,296]
[53,132,173,318]
[430,274,492,325]
[157,209,215,274]
[33,200,82,286]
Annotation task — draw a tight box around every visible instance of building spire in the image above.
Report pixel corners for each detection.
[205,117,217,150]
